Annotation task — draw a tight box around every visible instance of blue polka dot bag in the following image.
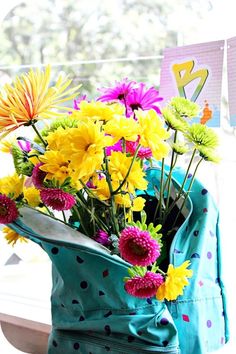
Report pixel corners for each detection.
[9,167,229,354]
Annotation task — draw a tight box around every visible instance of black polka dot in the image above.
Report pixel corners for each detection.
[51,247,59,255]
[193,230,199,236]
[146,298,152,304]
[201,188,208,195]
[137,330,143,336]
[104,310,112,318]
[72,299,79,304]
[163,340,169,347]
[76,256,84,263]
[128,335,135,342]
[99,290,105,296]
[160,318,169,326]
[104,325,111,335]
[61,303,65,308]
[80,281,88,289]
[105,346,110,351]
[73,342,80,350]
[52,340,58,347]
[79,316,85,321]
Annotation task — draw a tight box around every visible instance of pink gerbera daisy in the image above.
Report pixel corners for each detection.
[32,163,47,189]
[126,140,152,160]
[125,271,164,298]
[40,188,76,211]
[93,229,110,246]
[0,194,19,224]
[73,95,88,110]
[97,78,136,103]
[126,83,163,116]
[119,226,160,266]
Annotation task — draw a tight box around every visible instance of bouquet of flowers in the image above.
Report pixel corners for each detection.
[0,66,220,303]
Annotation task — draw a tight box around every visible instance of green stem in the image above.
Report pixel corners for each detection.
[165,130,178,210]
[62,210,66,223]
[153,158,165,223]
[164,148,197,220]
[104,150,120,235]
[112,144,141,195]
[172,157,203,229]
[75,194,109,233]
[31,123,47,147]
[122,138,126,153]
[79,179,109,206]
[72,205,90,235]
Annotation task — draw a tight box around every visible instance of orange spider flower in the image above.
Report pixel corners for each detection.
[0,65,80,139]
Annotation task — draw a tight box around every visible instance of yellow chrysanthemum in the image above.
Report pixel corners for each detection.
[0,136,16,153]
[92,177,111,201]
[104,115,141,143]
[136,109,170,160]
[2,226,28,246]
[156,261,193,301]
[23,186,41,207]
[39,150,72,184]
[28,150,41,166]
[46,126,71,151]
[132,196,146,211]
[61,122,113,180]
[0,65,80,139]
[115,194,145,211]
[73,100,123,122]
[108,151,148,193]
[0,173,24,198]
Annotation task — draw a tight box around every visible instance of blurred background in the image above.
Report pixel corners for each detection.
[0,0,235,353]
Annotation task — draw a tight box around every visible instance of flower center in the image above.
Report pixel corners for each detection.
[0,206,7,216]
[129,240,147,256]
[130,103,142,111]
[117,93,125,100]
[85,143,97,154]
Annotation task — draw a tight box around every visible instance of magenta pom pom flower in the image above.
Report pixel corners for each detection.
[125,271,164,298]
[94,229,110,246]
[118,226,160,266]
[126,140,152,160]
[126,83,163,116]
[97,78,136,103]
[40,188,76,211]
[32,163,47,189]
[0,194,19,224]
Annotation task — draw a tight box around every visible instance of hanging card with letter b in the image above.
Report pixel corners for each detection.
[159,40,224,127]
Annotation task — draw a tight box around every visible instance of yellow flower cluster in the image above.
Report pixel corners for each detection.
[156,261,193,301]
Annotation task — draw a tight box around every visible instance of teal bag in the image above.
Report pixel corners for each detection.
[9,167,229,354]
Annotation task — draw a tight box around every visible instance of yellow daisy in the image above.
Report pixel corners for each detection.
[108,151,148,194]
[2,226,28,246]
[39,150,71,184]
[62,122,113,180]
[156,260,193,301]
[73,100,123,122]
[0,173,24,198]
[104,115,140,143]
[136,109,170,160]
[23,186,41,207]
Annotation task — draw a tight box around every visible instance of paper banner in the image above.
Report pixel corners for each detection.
[227,37,236,126]
[159,40,225,127]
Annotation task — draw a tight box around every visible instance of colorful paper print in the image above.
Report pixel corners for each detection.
[159,40,225,127]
